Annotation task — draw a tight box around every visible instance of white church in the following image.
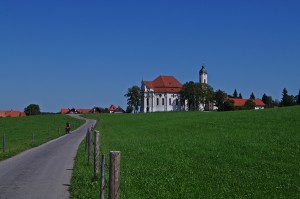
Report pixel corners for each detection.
[140,66,208,113]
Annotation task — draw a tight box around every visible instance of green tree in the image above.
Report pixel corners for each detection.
[262,93,273,108]
[180,82,214,111]
[238,93,243,99]
[214,90,227,111]
[125,106,133,113]
[250,92,255,100]
[281,88,294,106]
[124,85,141,113]
[244,99,256,110]
[223,99,234,111]
[24,104,41,116]
[297,90,300,105]
[233,89,238,98]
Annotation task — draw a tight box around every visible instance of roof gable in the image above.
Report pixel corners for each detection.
[143,75,182,93]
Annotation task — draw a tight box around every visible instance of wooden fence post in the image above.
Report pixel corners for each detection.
[32,132,35,145]
[88,129,92,165]
[2,134,5,153]
[100,154,106,199]
[94,130,100,177]
[109,151,121,199]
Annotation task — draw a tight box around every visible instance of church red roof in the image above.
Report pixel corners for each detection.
[143,75,183,93]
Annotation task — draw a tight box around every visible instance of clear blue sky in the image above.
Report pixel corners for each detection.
[0,0,299,112]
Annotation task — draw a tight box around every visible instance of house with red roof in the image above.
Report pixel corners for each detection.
[107,104,117,113]
[60,108,92,114]
[229,98,266,110]
[0,110,26,118]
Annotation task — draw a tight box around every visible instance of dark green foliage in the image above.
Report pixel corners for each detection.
[126,106,133,113]
[262,93,273,108]
[124,86,141,113]
[238,92,243,99]
[297,90,300,105]
[24,104,41,116]
[250,92,255,100]
[74,107,300,198]
[214,90,227,111]
[180,81,214,110]
[233,89,238,98]
[244,99,256,110]
[223,99,235,111]
[281,88,294,106]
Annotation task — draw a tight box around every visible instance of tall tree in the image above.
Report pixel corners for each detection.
[297,89,300,105]
[180,82,214,111]
[124,85,141,113]
[262,93,273,108]
[281,88,293,106]
[238,93,243,99]
[250,92,255,99]
[233,89,238,98]
[24,104,41,116]
[214,90,227,111]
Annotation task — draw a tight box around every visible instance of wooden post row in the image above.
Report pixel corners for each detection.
[94,130,100,177]
[88,129,92,165]
[100,154,106,199]
[109,151,121,199]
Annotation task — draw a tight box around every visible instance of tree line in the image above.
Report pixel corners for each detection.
[125,83,300,113]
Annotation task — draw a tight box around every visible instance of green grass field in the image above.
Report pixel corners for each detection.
[0,114,85,160]
[71,106,300,198]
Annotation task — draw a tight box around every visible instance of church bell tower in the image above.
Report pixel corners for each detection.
[199,65,208,84]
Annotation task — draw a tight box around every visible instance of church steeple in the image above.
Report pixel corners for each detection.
[199,65,208,84]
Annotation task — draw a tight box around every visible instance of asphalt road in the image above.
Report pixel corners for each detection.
[0,115,96,199]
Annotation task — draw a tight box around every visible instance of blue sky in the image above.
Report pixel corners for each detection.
[0,0,299,112]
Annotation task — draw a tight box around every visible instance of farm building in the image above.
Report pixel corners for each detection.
[229,98,266,110]
[0,110,26,117]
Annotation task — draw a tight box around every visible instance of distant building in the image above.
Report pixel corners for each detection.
[140,66,211,113]
[0,110,26,118]
[141,75,183,113]
[229,98,266,110]
[61,108,92,114]
[107,105,117,113]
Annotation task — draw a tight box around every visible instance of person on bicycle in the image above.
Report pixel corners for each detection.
[65,121,71,134]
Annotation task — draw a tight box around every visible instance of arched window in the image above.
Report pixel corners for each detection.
[157,98,159,105]
[162,98,164,105]
[169,98,171,105]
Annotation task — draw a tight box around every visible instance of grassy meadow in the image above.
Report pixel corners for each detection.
[0,114,85,160]
[71,106,300,198]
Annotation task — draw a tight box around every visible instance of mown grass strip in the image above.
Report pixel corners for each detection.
[0,114,85,160]
[71,106,300,198]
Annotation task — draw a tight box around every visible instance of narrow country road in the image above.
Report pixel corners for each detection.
[0,115,96,199]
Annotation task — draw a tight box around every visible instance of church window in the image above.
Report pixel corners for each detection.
[176,99,179,106]
[162,98,164,105]
[169,98,171,105]
[157,98,159,105]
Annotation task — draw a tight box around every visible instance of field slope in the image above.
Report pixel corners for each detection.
[72,106,300,198]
